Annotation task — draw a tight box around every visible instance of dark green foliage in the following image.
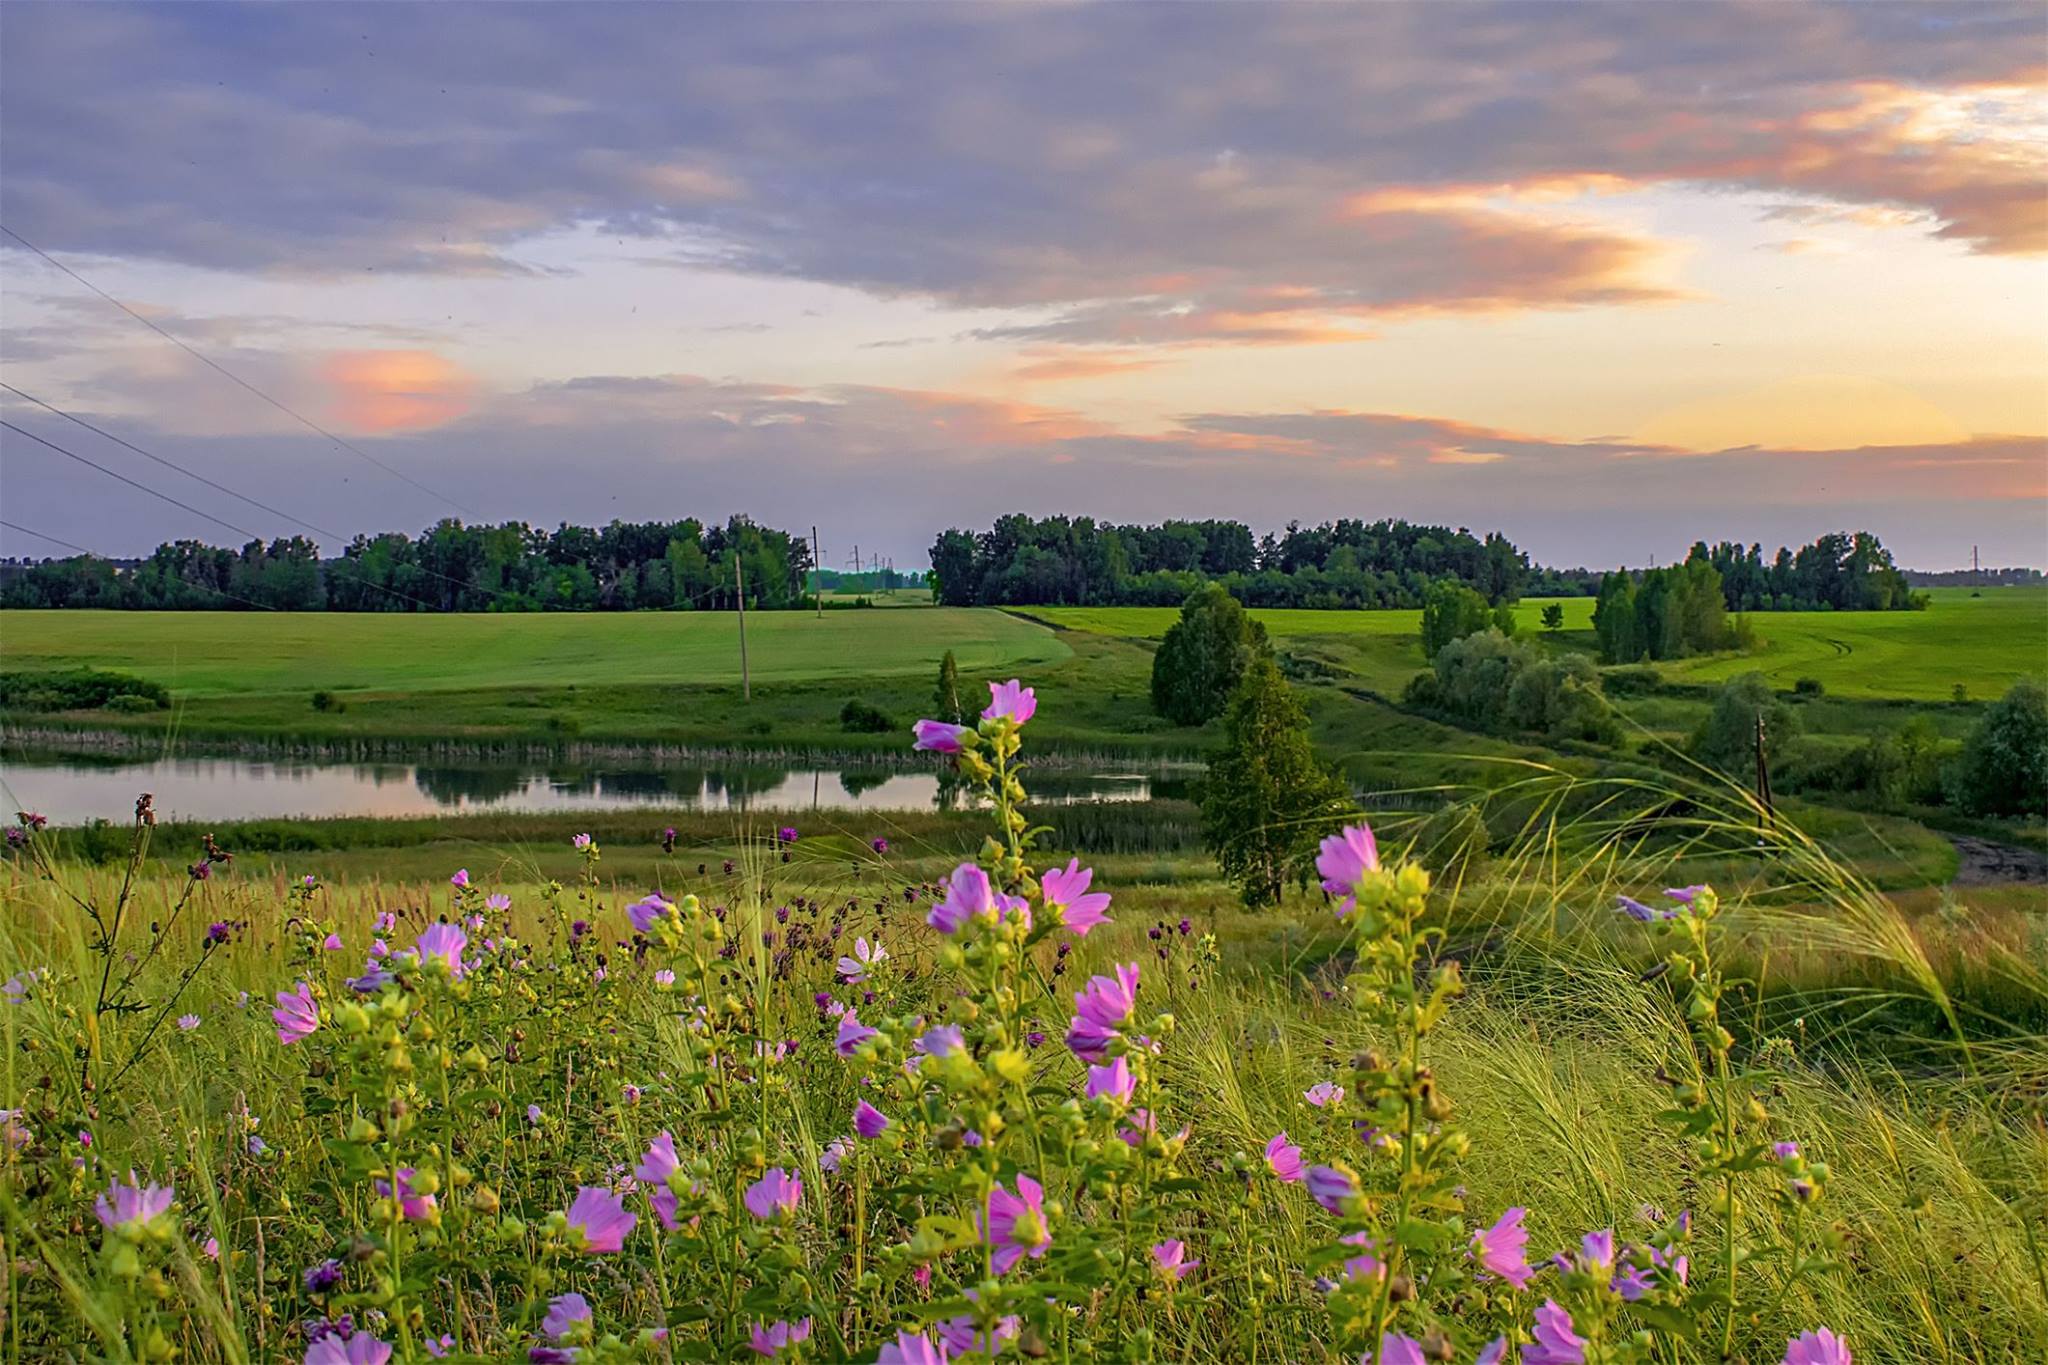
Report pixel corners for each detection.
[1406,629,1619,744]
[1200,658,1347,906]
[1419,581,1494,659]
[933,650,963,723]
[1793,678,1825,698]
[1697,531,1920,611]
[1690,673,1799,775]
[1151,585,1270,726]
[838,699,895,734]
[0,668,169,712]
[1540,603,1565,632]
[1592,558,1733,663]
[311,690,338,713]
[1949,679,2048,817]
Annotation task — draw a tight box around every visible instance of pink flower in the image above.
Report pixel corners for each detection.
[1305,1164,1358,1214]
[486,893,511,912]
[272,982,319,1044]
[1524,1300,1587,1365]
[1265,1132,1305,1182]
[1085,1056,1136,1105]
[980,1173,1052,1274]
[1151,1239,1198,1281]
[854,1100,890,1139]
[748,1319,813,1358]
[94,1172,175,1228]
[1304,1081,1344,1107]
[982,679,1036,725]
[305,1334,393,1365]
[449,869,469,888]
[911,719,969,753]
[929,863,994,934]
[1341,1230,1383,1282]
[917,1023,965,1058]
[837,936,889,983]
[635,1131,680,1186]
[1576,1228,1616,1276]
[1470,1207,1535,1289]
[627,894,676,935]
[203,1236,220,1260]
[542,1292,591,1340]
[937,1295,1019,1356]
[875,1331,949,1365]
[836,1010,879,1057]
[1041,858,1111,935]
[1476,1341,1507,1365]
[1066,962,1139,1060]
[177,1014,200,1032]
[745,1168,803,1220]
[565,1185,637,1252]
[1316,824,1379,915]
[374,1168,438,1222]
[1375,1334,1427,1365]
[415,923,468,978]
[322,932,344,952]
[1784,1328,1852,1365]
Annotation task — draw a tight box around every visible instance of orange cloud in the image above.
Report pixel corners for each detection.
[1011,350,1163,383]
[322,350,478,433]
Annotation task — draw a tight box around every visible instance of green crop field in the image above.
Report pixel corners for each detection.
[0,606,1067,698]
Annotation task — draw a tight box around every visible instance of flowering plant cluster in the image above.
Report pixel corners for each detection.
[3,682,1854,1364]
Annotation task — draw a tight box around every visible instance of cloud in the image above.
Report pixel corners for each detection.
[1010,350,1163,383]
[320,350,477,433]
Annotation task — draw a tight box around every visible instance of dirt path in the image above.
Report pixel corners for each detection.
[1948,835,2048,886]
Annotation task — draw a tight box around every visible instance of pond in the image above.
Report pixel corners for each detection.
[0,748,1188,824]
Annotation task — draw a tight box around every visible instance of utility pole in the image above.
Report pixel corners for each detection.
[811,525,823,619]
[1754,712,1774,834]
[734,553,751,701]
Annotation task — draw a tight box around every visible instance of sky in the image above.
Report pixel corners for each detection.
[1,1,2044,573]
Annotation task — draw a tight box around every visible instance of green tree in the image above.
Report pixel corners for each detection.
[1540,603,1565,632]
[1949,679,2048,816]
[1201,658,1347,906]
[1419,580,1494,659]
[1690,672,1799,776]
[1151,584,1270,726]
[1592,570,1640,663]
[933,650,963,724]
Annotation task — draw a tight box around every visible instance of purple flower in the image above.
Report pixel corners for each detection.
[1305,1164,1359,1214]
[1041,858,1112,935]
[937,1303,1021,1358]
[980,1173,1052,1274]
[1066,962,1139,1059]
[565,1185,636,1253]
[1524,1300,1587,1365]
[449,869,469,888]
[929,862,995,934]
[836,1011,879,1058]
[1085,1056,1136,1105]
[1265,1132,1305,1182]
[1152,1239,1198,1281]
[207,921,232,944]
[528,1351,576,1365]
[94,1172,174,1229]
[177,1013,200,1032]
[819,1136,853,1175]
[1471,1207,1536,1289]
[1664,884,1707,904]
[1340,1230,1383,1282]
[1615,895,1665,922]
[1774,1140,1802,1161]
[302,1258,343,1294]
[871,837,890,854]
[1476,1341,1507,1365]
[542,1292,591,1341]
[747,1319,813,1358]
[1577,1228,1616,1275]
[486,893,512,912]
[1316,824,1380,914]
[911,719,970,753]
[876,1331,949,1365]
[636,1131,679,1185]
[1304,1081,1344,1107]
[1374,1334,1427,1365]
[322,932,344,952]
[745,1168,803,1220]
[777,826,799,844]
[982,679,1036,725]
[374,1168,437,1222]
[305,1334,393,1365]
[626,894,676,935]
[837,936,889,983]
[854,1100,890,1139]
[917,1023,965,1058]
[572,833,593,850]
[424,1335,453,1359]
[374,910,396,932]
[415,923,468,978]
[1783,1328,1852,1365]
[272,982,319,1045]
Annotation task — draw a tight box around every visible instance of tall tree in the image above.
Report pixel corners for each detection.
[1201,658,1348,906]
[1151,584,1270,725]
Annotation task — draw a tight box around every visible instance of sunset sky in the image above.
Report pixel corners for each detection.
[2,1,2043,571]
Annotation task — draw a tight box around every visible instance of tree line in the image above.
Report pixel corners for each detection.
[0,517,816,612]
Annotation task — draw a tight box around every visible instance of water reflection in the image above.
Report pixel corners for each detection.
[0,749,1169,824]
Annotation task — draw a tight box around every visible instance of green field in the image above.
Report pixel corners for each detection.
[0,606,1066,697]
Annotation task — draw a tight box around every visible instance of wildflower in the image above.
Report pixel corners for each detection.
[836,1011,879,1057]
[425,1336,454,1359]
[654,968,676,988]
[94,1172,175,1230]
[1152,1239,1198,1281]
[349,961,394,994]
[415,923,468,978]
[486,893,511,912]
[573,833,593,850]
[1470,1207,1535,1289]
[1041,857,1112,935]
[837,936,889,983]
[207,920,232,944]
[1,827,20,849]
[871,837,889,854]
[820,1137,853,1175]
[1304,1081,1344,1107]
[449,869,469,888]
[1374,1334,1428,1365]
[1477,1342,1507,1365]
[744,1168,803,1220]
[937,1295,1020,1356]
[177,1013,200,1031]
[1664,884,1707,904]
[777,826,799,844]
[203,1236,220,1259]
[1577,1228,1616,1276]
[1316,824,1379,914]
[1340,1230,1382,1282]
[929,862,995,934]
[542,1292,592,1341]
[1,1110,29,1150]
[854,1099,890,1138]
[622,1083,642,1104]
[875,1331,949,1365]
[1305,1164,1358,1214]
[1265,1132,1305,1182]
[374,1168,438,1222]
[980,1174,1052,1273]
[627,894,677,935]
[272,982,320,1044]
[305,1334,393,1365]
[247,1135,269,1156]
[1085,1056,1137,1105]
[1783,1328,1852,1365]
[1066,961,1139,1059]
[1773,1140,1801,1160]
[373,911,396,933]
[1615,895,1667,923]
[190,860,212,881]
[982,678,1036,725]
[748,1319,813,1358]
[322,932,344,952]
[303,1259,343,1294]
[1524,1300,1587,1365]
[2,971,29,1003]
[917,1023,965,1058]
[913,719,970,752]
[369,938,390,958]
[564,1185,636,1252]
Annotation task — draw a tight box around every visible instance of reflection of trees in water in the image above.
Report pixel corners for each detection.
[412,766,530,805]
[838,769,893,799]
[706,764,793,806]
[933,767,973,812]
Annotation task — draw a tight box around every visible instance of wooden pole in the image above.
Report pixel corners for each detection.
[812,525,823,618]
[734,553,751,701]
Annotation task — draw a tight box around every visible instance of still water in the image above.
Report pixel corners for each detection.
[0,750,1178,824]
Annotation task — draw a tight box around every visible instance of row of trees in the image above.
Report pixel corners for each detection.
[1694,532,1921,613]
[0,517,816,612]
[930,515,1532,609]
[1591,558,1740,663]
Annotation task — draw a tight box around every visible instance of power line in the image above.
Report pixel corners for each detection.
[0,221,477,518]
[0,519,93,556]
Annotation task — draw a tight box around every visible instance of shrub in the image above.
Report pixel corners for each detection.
[1691,672,1799,775]
[839,698,895,733]
[1602,664,1664,697]
[1793,677,1825,698]
[311,689,338,712]
[0,668,169,712]
[1417,629,1619,744]
[1151,583,1269,726]
[1949,678,2048,817]
[102,693,162,714]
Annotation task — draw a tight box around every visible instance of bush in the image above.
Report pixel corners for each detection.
[1602,665,1663,697]
[103,693,163,714]
[1949,679,2048,817]
[1419,580,1493,659]
[1793,677,1825,698]
[311,689,340,712]
[839,698,895,733]
[0,668,169,712]
[1691,672,1799,775]
[1416,629,1619,744]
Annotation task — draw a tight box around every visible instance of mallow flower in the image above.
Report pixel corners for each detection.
[1040,858,1111,935]
[1783,1329,1852,1365]
[1066,962,1140,1060]
[748,1319,813,1358]
[373,1168,437,1222]
[627,894,679,936]
[1524,1300,1587,1365]
[929,863,995,934]
[1265,1132,1305,1182]
[837,936,888,983]
[875,1331,949,1365]
[911,720,970,753]
[1085,1056,1136,1106]
[854,1100,890,1139]
[415,923,467,978]
[542,1292,592,1342]
[305,1334,393,1365]
[1305,1164,1360,1214]
[1316,824,1380,915]
[1470,1207,1536,1289]
[980,1174,1052,1274]
[564,1186,636,1253]
[836,1011,879,1057]
[272,982,320,1045]
[745,1169,802,1220]
[95,1173,175,1230]
[1152,1239,1198,1281]
[982,679,1036,725]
